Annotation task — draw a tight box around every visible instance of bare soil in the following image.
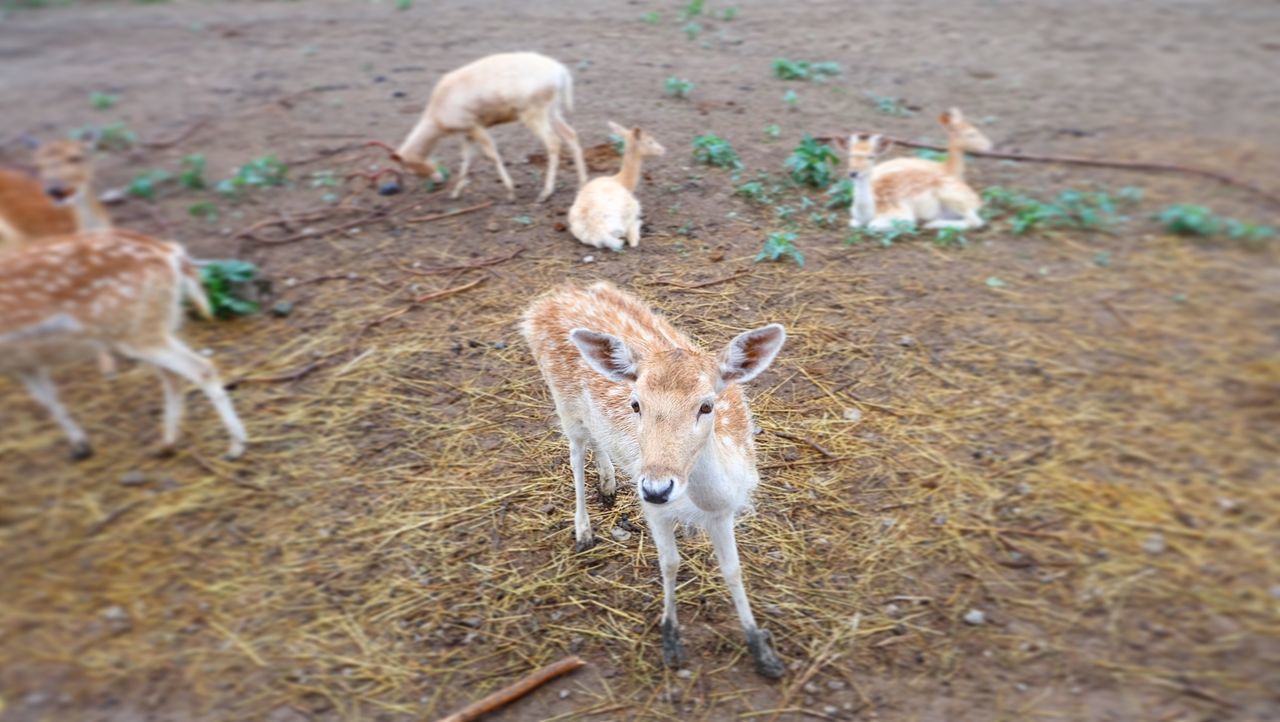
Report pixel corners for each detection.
[1,1,1278,721]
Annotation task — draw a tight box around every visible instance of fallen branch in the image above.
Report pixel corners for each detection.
[142,118,212,150]
[413,276,486,303]
[434,656,586,722]
[355,278,488,347]
[646,268,752,290]
[398,248,524,277]
[817,133,1280,206]
[227,362,324,389]
[770,429,836,459]
[404,201,494,224]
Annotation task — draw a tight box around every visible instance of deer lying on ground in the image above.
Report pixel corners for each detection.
[522,281,787,678]
[0,229,247,460]
[568,122,665,251]
[847,108,992,231]
[390,52,588,203]
[0,138,110,248]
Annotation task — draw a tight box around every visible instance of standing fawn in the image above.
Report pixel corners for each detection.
[392,52,588,203]
[0,138,111,248]
[521,282,787,678]
[0,229,247,460]
[568,122,665,251]
[848,108,992,231]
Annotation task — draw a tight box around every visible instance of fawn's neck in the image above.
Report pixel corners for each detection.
[852,170,877,226]
[616,142,644,192]
[686,424,753,512]
[943,135,966,180]
[396,115,442,165]
[69,186,110,231]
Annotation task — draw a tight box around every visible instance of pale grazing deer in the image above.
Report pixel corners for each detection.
[0,138,111,248]
[568,122,665,251]
[0,229,247,460]
[521,281,787,678]
[847,108,992,231]
[391,52,588,203]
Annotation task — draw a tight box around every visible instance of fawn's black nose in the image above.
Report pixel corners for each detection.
[848,170,859,179]
[640,478,674,505]
[45,184,69,201]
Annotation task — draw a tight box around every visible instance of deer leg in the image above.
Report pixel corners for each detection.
[450,135,475,199]
[155,367,184,455]
[568,432,594,551]
[125,338,246,460]
[552,113,587,187]
[469,127,515,201]
[708,514,784,678]
[525,111,561,203]
[646,512,684,667]
[20,369,91,461]
[593,444,616,508]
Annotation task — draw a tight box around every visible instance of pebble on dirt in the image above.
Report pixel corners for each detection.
[963,609,987,626]
[1142,533,1167,555]
[119,471,147,486]
[582,255,596,263]
[610,526,632,542]
[271,302,295,317]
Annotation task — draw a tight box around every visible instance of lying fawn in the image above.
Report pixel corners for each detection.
[0,229,247,460]
[392,52,587,203]
[521,281,787,678]
[0,138,110,248]
[568,122,665,251]
[848,108,992,231]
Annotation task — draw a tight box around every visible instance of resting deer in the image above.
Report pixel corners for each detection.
[390,52,587,203]
[568,122,665,251]
[847,108,992,231]
[0,229,247,460]
[0,138,110,248]
[521,281,787,678]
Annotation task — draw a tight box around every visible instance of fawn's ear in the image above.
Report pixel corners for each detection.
[570,328,639,383]
[718,324,786,388]
[607,121,629,138]
[941,107,964,126]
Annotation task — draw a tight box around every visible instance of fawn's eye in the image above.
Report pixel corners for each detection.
[631,400,641,414]
[698,402,714,416]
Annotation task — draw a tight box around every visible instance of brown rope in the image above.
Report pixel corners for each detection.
[817,134,1280,207]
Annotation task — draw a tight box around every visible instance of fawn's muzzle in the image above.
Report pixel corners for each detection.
[640,477,675,505]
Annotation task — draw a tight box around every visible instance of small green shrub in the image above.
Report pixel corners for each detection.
[866,93,913,117]
[691,134,742,170]
[982,186,1135,235]
[198,260,259,318]
[216,156,288,195]
[763,123,781,141]
[126,170,171,200]
[72,122,136,151]
[640,11,661,23]
[756,231,804,266]
[188,201,218,221]
[179,154,207,190]
[825,178,853,209]
[1157,204,1275,244]
[89,92,118,111]
[782,90,799,110]
[772,58,841,82]
[664,77,694,99]
[784,134,840,188]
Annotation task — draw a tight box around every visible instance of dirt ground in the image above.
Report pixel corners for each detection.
[1,1,1278,721]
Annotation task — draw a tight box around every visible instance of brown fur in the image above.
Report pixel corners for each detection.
[0,140,109,248]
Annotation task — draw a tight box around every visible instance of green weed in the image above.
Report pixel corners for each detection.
[664,77,694,99]
[198,260,259,318]
[772,58,842,82]
[784,134,840,188]
[866,93,914,117]
[89,92,118,111]
[756,231,804,266]
[188,201,218,221]
[216,156,288,195]
[782,90,799,110]
[982,186,1135,234]
[825,178,853,208]
[1156,204,1275,244]
[691,134,742,170]
[179,154,207,190]
[763,123,781,141]
[126,170,171,200]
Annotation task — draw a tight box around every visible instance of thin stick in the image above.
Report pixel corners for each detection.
[405,201,494,224]
[646,268,752,290]
[413,277,485,303]
[142,118,212,150]
[228,362,323,388]
[770,429,836,458]
[817,134,1280,206]
[433,656,586,722]
[398,248,524,277]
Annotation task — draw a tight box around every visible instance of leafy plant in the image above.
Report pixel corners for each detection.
[71,122,136,151]
[396,0,412,9]
[825,178,853,209]
[188,201,218,221]
[198,260,260,318]
[735,180,771,203]
[664,76,694,99]
[720,6,737,20]
[847,220,918,248]
[772,58,841,82]
[756,231,804,266]
[982,186,1134,235]
[126,169,171,200]
[1156,204,1275,244]
[782,89,799,110]
[867,93,913,117]
[682,0,705,17]
[784,134,840,188]
[692,133,742,170]
[682,21,702,39]
[309,169,339,188]
[640,11,661,23]
[90,92,118,110]
[179,154,207,190]
[763,123,781,141]
[216,156,288,195]
[933,227,968,248]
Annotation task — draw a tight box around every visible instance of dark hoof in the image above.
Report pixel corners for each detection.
[574,534,596,553]
[599,490,616,509]
[149,445,177,459]
[747,628,785,679]
[69,443,94,462]
[661,618,684,668]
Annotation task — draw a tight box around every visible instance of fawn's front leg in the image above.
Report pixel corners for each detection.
[708,514,784,678]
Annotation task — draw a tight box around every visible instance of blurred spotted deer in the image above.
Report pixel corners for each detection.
[521,281,787,678]
[0,137,110,248]
[568,121,666,251]
[847,108,992,231]
[0,229,247,460]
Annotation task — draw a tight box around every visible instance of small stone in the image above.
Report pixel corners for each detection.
[486,220,501,233]
[842,407,863,422]
[199,348,215,357]
[1269,584,1280,600]
[880,517,897,530]
[898,334,916,347]
[582,255,596,263]
[558,689,571,700]
[1142,533,1167,555]
[271,301,294,317]
[377,180,402,196]
[119,471,147,486]
[823,705,839,715]
[676,669,692,679]
[392,90,407,98]
[541,502,556,515]
[963,609,986,626]
[493,341,507,350]
[610,526,632,542]
[24,691,50,707]
[461,617,482,628]
[373,75,387,83]
[1216,498,1240,513]
[826,679,847,691]
[102,605,131,632]
[569,635,585,653]
[802,681,820,695]
[884,603,901,618]
[932,514,947,525]
[99,188,127,205]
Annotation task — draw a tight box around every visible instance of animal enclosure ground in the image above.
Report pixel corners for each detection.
[1,1,1277,721]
